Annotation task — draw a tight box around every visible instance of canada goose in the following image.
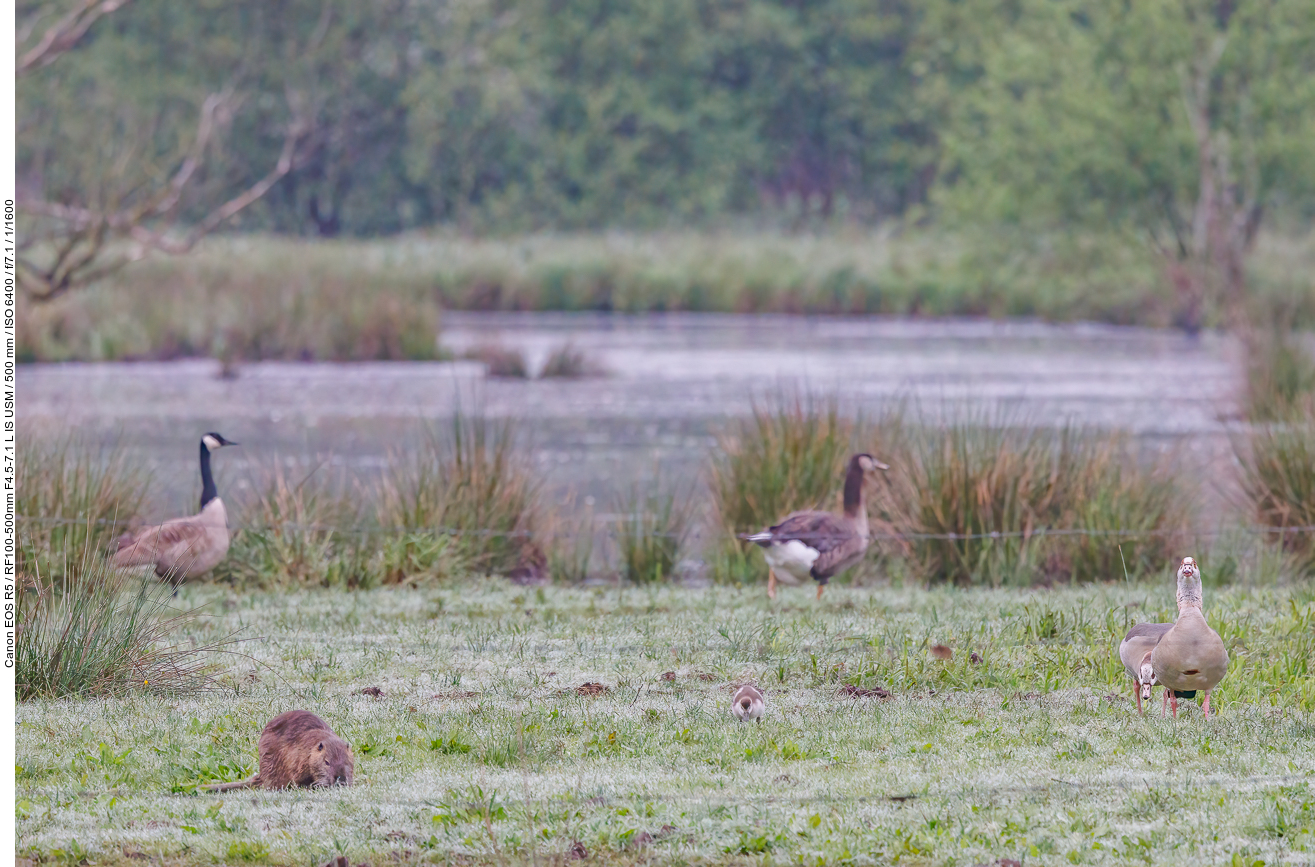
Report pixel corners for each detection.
[1118,621,1171,713]
[1151,557,1229,718]
[112,432,238,585]
[731,684,765,722]
[746,453,888,599]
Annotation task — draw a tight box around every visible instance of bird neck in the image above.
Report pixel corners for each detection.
[842,460,866,520]
[199,442,218,510]
[1177,600,1204,618]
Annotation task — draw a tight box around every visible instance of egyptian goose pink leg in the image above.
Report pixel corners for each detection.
[1202,690,1212,718]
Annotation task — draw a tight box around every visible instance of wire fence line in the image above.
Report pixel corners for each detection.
[17,513,1315,542]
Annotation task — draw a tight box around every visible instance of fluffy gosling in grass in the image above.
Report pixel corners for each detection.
[731,685,765,722]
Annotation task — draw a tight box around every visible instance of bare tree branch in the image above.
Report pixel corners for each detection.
[18,91,315,299]
[17,0,133,77]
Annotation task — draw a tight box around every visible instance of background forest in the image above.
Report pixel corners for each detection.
[14,0,1315,357]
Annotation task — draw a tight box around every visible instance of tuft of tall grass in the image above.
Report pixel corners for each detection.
[710,391,855,539]
[543,494,596,583]
[17,565,219,700]
[377,410,541,577]
[611,482,695,583]
[1235,417,1315,573]
[16,435,151,582]
[892,418,1188,586]
[1243,330,1315,422]
[218,460,384,588]
[539,342,604,379]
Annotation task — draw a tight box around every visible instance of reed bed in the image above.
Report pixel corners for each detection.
[18,398,1314,592]
[21,228,1293,363]
[891,420,1189,586]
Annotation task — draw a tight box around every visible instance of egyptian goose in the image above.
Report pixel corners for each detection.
[731,685,765,722]
[746,453,888,599]
[1151,557,1229,718]
[1118,621,1171,713]
[112,433,238,586]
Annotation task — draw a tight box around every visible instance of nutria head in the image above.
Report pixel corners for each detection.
[300,732,354,786]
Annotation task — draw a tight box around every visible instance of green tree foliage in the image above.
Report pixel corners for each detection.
[19,0,942,237]
[939,0,1315,326]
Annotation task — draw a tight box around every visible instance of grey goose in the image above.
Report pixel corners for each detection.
[747,453,888,599]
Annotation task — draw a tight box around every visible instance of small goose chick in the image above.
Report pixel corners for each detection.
[1118,621,1172,714]
[112,432,238,587]
[747,453,888,600]
[731,685,765,722]
[1151,557,1229,718]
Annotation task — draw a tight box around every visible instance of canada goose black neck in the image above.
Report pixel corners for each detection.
[199,440,218,510]
[842,457,865,518]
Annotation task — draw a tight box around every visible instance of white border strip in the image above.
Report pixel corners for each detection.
[2,1,17,860]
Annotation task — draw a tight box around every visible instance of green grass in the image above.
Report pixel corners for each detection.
[15,579,1315,866]
[17,228,1315,362]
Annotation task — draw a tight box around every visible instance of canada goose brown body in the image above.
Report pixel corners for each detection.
[748,453,887,599]
[1151,557,1229,717]
[112,433,237,585]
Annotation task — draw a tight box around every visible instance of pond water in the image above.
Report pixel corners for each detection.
[20,313,1240,518]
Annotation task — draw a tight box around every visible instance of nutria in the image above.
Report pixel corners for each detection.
[205,710,354,792]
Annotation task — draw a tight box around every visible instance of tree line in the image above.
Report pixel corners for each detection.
[16,0,1315,319]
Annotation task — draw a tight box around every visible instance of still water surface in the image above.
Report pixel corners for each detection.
[20,313,1238,517]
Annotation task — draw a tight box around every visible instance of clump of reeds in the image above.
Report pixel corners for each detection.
[219,459,381,587]
[16,435,151,582]
[539,342,604,379]
[1243,330,1315,422]
[611,481,695,583]
[377,410,541,577]
[1235,417,1315,574]
[464,344,529,378]
[710,390,855,543]
[17,563,220,700]
[891,417,1188,586]
[543,494,596,583]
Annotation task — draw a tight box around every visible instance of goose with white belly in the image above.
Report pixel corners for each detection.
[746,453,888,600]
[1151,557,1229,718]
[112,433,238,586]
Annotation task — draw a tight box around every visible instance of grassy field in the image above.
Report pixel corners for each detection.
[17,228,1315,363]
[16,579,1315,867]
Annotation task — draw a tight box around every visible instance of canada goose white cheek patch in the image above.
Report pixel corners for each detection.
[202,435,222,451]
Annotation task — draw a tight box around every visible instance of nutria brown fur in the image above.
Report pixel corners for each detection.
[205,710,354,792]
